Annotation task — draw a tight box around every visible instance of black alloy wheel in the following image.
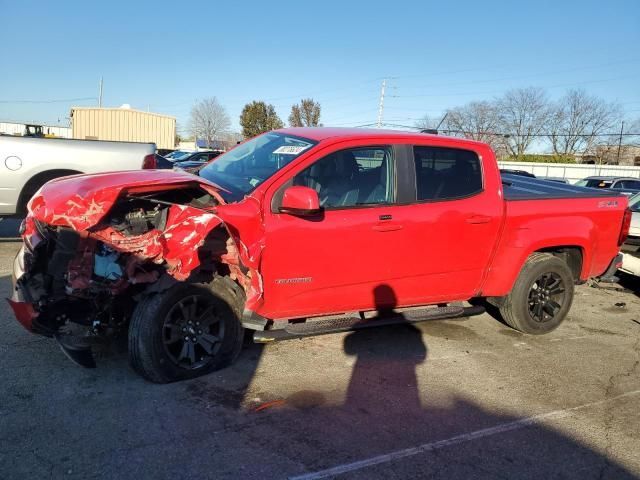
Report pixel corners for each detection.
[161,294,225,370]
[498,252,575,334]
[527,272,567,323]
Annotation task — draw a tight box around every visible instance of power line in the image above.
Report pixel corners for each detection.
[0,97,96,104]
[438,130,640,138]
[322,120,640,138]
[389,76,635,99]
[392,58,640,92]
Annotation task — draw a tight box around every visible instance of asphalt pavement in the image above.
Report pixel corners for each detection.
[1,224,639,479]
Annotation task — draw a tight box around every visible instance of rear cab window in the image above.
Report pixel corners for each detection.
[413,146,483,201]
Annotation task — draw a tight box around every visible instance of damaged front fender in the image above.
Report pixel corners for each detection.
[20,170,267,318]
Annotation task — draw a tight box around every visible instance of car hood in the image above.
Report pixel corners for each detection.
[27,169,227,231]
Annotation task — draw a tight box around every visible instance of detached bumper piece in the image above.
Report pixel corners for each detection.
[7,298,38,332]
[54,333,109,369]
[598,253,624,283]
[254,305,485,343]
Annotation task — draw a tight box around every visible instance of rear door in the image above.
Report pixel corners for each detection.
[389,144,503,303]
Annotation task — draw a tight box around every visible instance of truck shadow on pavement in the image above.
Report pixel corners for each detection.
[1,276,637,479]
[180,284,638,479]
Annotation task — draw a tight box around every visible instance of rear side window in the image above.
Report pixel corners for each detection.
[617,180,640,189]
[413,146,482,201]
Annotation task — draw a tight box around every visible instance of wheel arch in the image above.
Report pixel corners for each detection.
[17,169,83,215]
[482,238,591,298]
[535,245,584,283]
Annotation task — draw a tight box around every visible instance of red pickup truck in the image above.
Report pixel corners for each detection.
[9,128,631,382]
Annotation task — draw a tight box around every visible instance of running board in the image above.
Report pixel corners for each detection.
[253,305,485,343]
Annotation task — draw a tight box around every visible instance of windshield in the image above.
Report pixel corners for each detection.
[629,193,640,212]
[198,132,316,202]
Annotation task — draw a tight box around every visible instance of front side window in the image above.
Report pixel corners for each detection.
[199,133,316,202]
[293,147,394,208]
[413,146,482,201]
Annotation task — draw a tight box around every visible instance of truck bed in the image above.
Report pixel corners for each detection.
[502,174,624,201]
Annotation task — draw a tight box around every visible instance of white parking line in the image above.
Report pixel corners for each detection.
[428,350,495,361]
[550,335,590,342]
[289,389,640,480]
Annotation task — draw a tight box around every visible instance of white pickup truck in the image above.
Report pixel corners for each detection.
[621,193,640,277]
[0,135,156,217]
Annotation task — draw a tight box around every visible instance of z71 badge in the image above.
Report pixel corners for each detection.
[598,200,619,208]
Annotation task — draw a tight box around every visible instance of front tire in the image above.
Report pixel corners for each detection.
[499,253,574,334]
[128,278,244,383]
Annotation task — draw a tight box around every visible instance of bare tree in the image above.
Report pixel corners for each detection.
[442,101,503,152]
[189,97,231,148]
[414,114,439,131]
[289,98,321,127]
[624,117,640,148]
[495,87,550,158]
[547,89,621,157]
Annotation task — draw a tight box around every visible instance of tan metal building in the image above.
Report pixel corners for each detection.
[71,107,176,149]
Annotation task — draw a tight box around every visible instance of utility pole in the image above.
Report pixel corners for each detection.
[616,121,624,164]
[98,77,103,108]
[376,79,386,128]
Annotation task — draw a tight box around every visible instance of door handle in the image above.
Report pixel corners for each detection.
[466,215,492,224]
[373,223,403,232]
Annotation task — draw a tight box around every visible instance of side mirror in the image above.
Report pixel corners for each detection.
[279,186,321,216]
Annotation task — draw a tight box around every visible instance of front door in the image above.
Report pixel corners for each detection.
[259,145,404,319]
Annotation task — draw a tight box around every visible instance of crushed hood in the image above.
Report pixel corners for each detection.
[27,170,227,231]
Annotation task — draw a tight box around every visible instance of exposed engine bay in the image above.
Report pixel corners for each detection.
[12,183,255,366]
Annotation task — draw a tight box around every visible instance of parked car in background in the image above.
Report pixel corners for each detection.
[620,193,640,277]
[142,153,173,169]
[540,177,569,184]
[0,135,156,218]
[576,176,640,195]
[165,150,193,160]
[151,150,224,170]
[9,128,630,382]
[172,150,223,170]
[500,168,536,178]
[500,170,572,184]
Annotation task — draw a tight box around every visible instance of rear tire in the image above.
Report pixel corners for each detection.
[128,277,245,383]
[499,253,574,334]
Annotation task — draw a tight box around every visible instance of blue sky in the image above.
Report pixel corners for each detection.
[1,0,639,134]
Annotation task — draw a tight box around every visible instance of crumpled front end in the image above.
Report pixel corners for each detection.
[7,171,265,359]
[8,246,38,331]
